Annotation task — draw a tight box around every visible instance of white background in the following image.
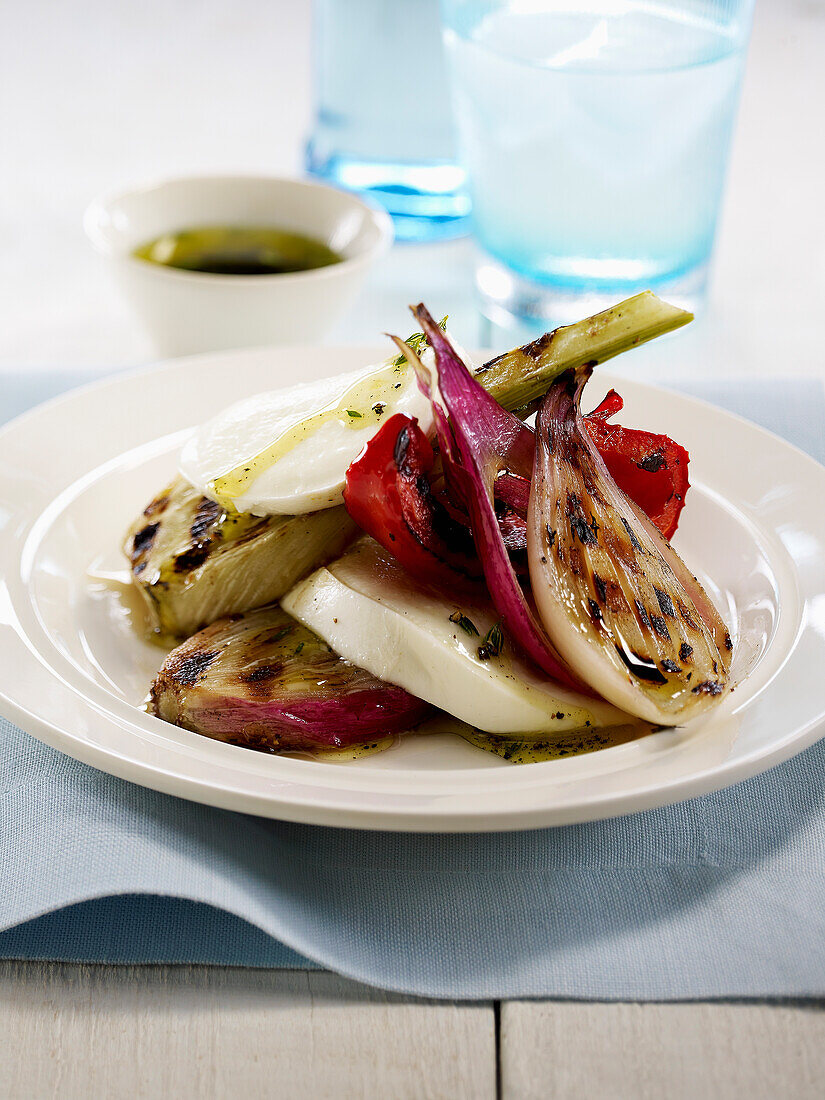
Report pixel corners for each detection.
[0,0,823,380]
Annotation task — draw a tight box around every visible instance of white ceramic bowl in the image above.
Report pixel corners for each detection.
[84,175,393,357]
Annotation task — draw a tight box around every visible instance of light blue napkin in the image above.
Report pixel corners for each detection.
[1,372,824,1000]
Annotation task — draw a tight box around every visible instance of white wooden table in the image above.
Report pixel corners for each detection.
[2,1,825,1096]
[2,964,824,1098]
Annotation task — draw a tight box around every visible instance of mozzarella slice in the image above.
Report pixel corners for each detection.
[179,342,465,516]
[281,539,631,735]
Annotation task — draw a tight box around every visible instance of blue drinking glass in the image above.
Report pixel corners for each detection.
[442,0,754,328]
[306,0,471,242]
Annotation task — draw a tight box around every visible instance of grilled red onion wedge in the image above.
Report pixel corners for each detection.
[151,605,430,752]
[400,306,585,692]
[528,365,732,724]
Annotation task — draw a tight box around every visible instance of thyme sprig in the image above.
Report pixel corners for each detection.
[392,316,449,369]
[449,610,479,637]
[478,622,504,661]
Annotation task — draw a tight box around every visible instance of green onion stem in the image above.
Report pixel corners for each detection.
[477,291,692,414]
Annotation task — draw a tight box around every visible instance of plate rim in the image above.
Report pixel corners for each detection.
[1,346,824,831]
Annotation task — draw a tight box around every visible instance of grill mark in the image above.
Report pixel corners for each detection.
[190,497,223,542]
[679,642,694,661]
[606,582,629,614]
[582,472,606,505]
[621,517,644,553]
[240,662,285,698]
[637,450,666,472]
[650,615,671,641]
[612,538,642,576]
[241,664,281,683]
[593,574,607,604]
[173,543,212,573]
[130,522,159,561]
[654,586,676,618]
[678,600,699,630]
[567,492,597,545]
[524,333,553,361]
[168,649,219,686]
[692,680,724,696]
[143,493,170,519]
[593,574,629,615]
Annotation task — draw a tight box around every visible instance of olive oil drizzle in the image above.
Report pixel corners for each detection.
[288,736,397,762]
[210,361,406,502]
[460,722,659,763]
[377,715,659,765]
[285,721,657,764]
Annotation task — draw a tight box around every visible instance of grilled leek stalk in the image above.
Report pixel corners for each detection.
[480,291,691,414]
[125,478,356,642]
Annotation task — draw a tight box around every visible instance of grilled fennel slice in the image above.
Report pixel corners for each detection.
[151,604,430,752]
[125,478,357,642]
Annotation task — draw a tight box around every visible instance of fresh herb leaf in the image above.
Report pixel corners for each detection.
[294,642,304,655]
[478,621,504,661]
[391,316,449,368]
[392,331,426,368]
[449,610,479,637]
[346,409,363,419]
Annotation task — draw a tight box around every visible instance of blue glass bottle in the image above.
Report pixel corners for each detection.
[306,0,470,242]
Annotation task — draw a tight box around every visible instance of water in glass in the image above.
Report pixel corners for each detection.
[443,0,753,325]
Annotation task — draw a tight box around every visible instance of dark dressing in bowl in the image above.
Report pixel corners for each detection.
[133,225,342,276]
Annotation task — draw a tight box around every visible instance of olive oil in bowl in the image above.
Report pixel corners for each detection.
[134,225,342,276]
[87,174,392,353]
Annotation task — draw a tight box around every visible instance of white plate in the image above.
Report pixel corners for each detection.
[1,346,824,831]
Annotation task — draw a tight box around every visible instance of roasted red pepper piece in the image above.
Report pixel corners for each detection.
[343,413,482,588]
[585,389,690,540]
[344,395,691,588]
